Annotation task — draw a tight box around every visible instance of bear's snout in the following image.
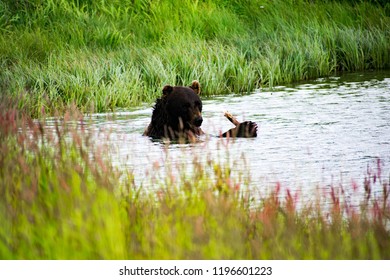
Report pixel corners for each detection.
[194,116,203,127]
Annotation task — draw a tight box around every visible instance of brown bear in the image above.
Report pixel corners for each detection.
[143,80,257,141]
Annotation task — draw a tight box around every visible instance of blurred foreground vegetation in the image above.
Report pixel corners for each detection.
[1,106,389,259]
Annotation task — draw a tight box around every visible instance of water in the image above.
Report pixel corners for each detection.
[84,71,390,196]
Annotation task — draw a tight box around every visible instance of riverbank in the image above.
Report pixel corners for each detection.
[1,0,389,117]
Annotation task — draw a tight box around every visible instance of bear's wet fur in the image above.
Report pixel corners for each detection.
[143,80,257,141]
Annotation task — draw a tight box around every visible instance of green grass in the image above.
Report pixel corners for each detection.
[1,106,389,259]
[0,0,389,117]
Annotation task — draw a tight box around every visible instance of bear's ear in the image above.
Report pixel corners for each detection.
[162,85,173,96]
[190,80,201,95]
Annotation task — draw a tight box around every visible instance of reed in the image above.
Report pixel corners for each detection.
[1,0,389,117]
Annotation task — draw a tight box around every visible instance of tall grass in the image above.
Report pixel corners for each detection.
[0,0,389,117]
[1,105,389,259]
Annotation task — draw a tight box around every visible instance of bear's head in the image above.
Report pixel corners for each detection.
[144,80,203,140]
[162,80,203,134]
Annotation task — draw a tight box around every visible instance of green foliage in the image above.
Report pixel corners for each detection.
[0,0,389,117]
[1,107,389,259]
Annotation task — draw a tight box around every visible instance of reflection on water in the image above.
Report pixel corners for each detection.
[71,71,390,196]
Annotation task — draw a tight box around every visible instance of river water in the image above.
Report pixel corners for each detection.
[86,71,390,198]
